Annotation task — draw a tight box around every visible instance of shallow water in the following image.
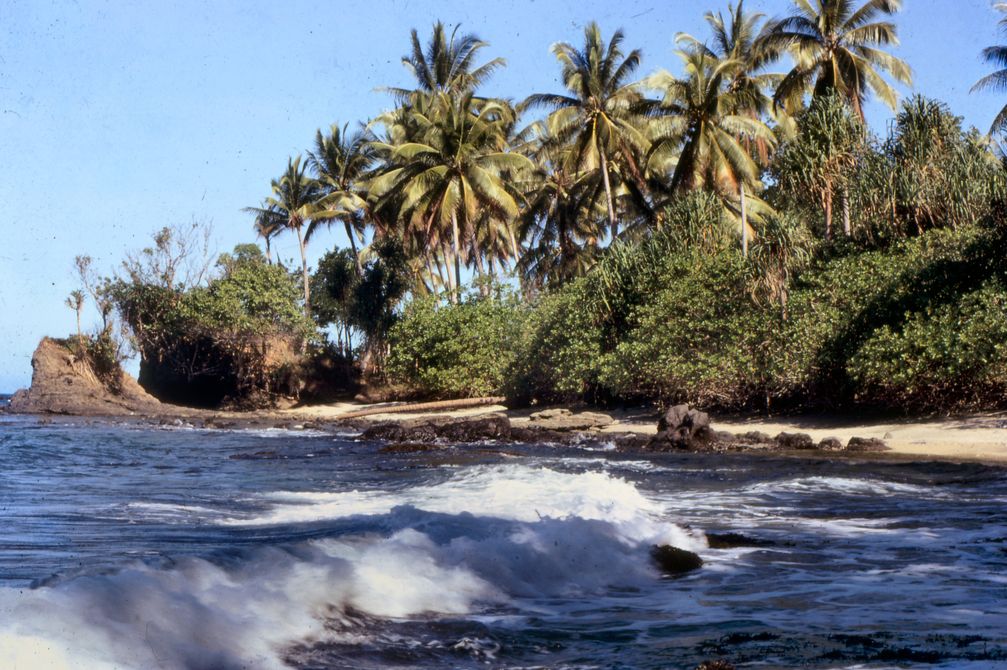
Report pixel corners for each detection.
[0,415,1005,669]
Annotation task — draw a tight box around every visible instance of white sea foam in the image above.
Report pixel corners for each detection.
[221,464,702,550]
[0,465,697,669]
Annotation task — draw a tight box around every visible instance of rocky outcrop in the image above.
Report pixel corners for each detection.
[774,432,816,450]
[649,404,713,450]
[361,413,513,443]
[846,436,890,452]
[8,338,164,416]
[526,407,614,431]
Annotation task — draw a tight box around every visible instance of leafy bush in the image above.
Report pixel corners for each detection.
[386,289,526,398]
[113,245,315,406]
[599,250,773,407]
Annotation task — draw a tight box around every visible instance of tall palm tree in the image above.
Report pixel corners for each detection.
[972,2,1007,135]
[390,20,505,98]
[251,203,281,264]
[760,0,912,120]
[370,94,533,302]
[525,22,649,240]
[307,122,376,270]
[518,135,605,289]
[245,156,331,315]
[645,49,776,200]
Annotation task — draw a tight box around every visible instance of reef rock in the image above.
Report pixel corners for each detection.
[845,436,890,452]
[8,338,163,416]
[361,413,512,443]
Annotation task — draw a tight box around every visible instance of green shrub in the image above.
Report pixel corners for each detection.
[599,251,774,407]
[386,290,526,398]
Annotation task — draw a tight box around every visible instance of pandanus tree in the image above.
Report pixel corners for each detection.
[972,3,1007,135]
[307,122,376,270]
[245,156,331,315]
[525,22,650,240]
[370,93,533,303]
[760,0,912,120]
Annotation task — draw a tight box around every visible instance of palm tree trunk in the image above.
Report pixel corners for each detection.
[842,189,851,237]
[296,224,311,316]
[344,220,362,274]
[599,150,617,240]
[740,182,749,258]
[450,209,462,303]
[264,238,272,264]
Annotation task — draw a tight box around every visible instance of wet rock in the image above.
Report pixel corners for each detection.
[818,437,844,451]
[650,404,713,450]
[734,431,775,445]
[379,442,443,453]
[775,432,815,450]
[706,532,775,549]
[361,414,512,444]
[846,436,889,452]
[651,544,703,575]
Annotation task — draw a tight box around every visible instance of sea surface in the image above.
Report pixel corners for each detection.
[0,414,1005,669]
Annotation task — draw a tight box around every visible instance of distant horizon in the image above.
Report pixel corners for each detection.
[2,0,1006,390]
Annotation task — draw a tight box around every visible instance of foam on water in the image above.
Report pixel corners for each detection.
[219,464,703,550]
[0,465,697,670]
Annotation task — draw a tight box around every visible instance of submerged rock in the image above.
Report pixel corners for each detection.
[706,532,775,549]
[651,544,704,575]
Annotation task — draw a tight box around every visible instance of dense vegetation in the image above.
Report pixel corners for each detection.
[65,1,1007,412]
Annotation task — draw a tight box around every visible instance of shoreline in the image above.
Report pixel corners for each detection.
[7,398,1007,466]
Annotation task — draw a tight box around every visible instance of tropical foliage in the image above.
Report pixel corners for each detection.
[72,4,1007,412]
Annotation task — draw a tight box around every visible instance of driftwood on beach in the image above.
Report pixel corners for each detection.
[336,396,506,420]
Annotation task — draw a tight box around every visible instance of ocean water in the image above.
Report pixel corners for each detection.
[0,415,1005,669]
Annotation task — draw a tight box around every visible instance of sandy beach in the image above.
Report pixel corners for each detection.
[281,401,1007,464]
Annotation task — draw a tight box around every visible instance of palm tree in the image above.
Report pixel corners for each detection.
[972,2,1007,135]
[65,290,85,344]
[518,136,605,289]
[370,93,533,302]
[525,22,649,240]
[245,156,331,315]
[644,49,776,206]
[760,0,912,120]
[390,20,505,98]
[251,203,281,264]
[307,122,376,270]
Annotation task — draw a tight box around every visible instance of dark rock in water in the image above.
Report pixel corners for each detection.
[650,404,713,450]
[362,414,512,444]
[651,544,703,575]
[379,442,444,453]
[775,432,815,450]
[740,431,774,444]
[846,436,890,452]
[695,661,735,670]
[818,437,844,451]
[706,532,776,549]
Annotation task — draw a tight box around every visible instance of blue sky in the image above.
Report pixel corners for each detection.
[0,0,1004,391]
